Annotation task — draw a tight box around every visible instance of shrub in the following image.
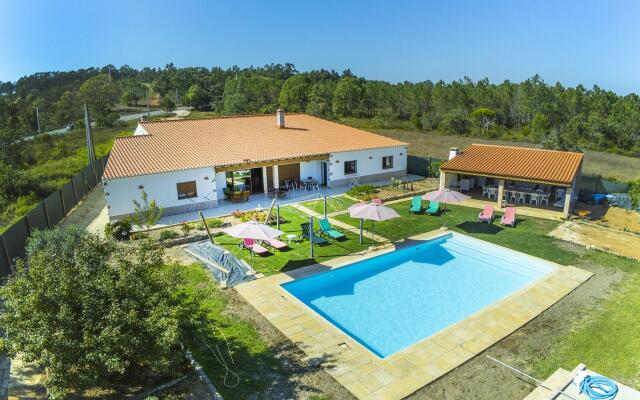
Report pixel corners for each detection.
[346,184,377,200]
[629,180,640,209]
[159,230,179,241]
[104,219,132,241]
[180,223,192,236]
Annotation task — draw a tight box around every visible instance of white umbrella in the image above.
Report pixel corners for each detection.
[222,220,284,240]
[349,202,400,244]
[422,189,470,212]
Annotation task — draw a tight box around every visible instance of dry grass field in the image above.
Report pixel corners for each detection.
[374,129,640,182]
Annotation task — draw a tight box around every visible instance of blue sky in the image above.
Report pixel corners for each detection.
[1,0,639,93]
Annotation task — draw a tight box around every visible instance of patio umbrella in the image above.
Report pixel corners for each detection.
[422,189,470,212]
[221,220,284,240]
[349,202,400,244]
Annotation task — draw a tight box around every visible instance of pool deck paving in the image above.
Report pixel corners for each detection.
[235,229,593,400]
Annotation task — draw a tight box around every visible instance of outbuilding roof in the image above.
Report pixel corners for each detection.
[103,114,407,179]
[440,144,583,186]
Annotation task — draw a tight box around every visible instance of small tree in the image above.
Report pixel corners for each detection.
[160,95,176,112]
[132,190,164,229]
[0,227,201,398]
[470,107,496,134]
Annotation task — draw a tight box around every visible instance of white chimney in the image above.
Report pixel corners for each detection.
[276,108,285,128]
[448,147,460,160]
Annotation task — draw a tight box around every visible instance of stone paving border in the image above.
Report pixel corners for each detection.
[235,230,593,400]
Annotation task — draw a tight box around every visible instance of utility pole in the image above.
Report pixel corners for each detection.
[84,103,96,164]
[35,107,41,134]
[146,87,150,118]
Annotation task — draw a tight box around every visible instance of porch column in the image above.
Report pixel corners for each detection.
[562,187,573,218]
[272,164,279,189]
[262,166,268,194]
[497,179,505,209]
[439,172,446,190]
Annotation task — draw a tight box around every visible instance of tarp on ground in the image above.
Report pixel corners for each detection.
[185,241,256,287]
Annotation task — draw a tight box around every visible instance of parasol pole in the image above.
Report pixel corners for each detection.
[359,219,363,244]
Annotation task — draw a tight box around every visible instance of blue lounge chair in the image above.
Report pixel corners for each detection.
[318,218,346,240]
[409,196,422,214]
[426,201,440,215]
[300,223,327,245]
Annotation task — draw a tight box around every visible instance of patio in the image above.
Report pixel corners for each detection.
[156,174,424,226]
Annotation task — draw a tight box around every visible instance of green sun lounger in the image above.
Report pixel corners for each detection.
[426,201,440,215]
[409,195,422,213]
[300,223,327,245]
[318,218,346,240]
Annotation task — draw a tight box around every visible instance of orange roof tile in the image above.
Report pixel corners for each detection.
[104,114,407,179]
[440,144,583,186]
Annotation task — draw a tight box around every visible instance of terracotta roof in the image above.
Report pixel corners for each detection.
[440,144,583,186]
[103,114,407,179]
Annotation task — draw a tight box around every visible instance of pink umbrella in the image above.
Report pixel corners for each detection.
[422,189,470,212]
[222,220,284,240]
[349,202,400,244]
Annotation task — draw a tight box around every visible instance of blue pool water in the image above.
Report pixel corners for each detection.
[282,233,554,358]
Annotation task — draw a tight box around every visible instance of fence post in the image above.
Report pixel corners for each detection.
[1,237,10,267]
[71,176,79,203]
[43,201,51,228]
[25,214,32,235]
[59,189,66,214]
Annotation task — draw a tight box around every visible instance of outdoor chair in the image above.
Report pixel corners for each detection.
[242,238,269,255]
[318,218,346,240]
[426,201,440,215]
[262,237,288,251]
[482,186,490,198]
[477,205,494,223]
[540,194,549,206]
[300,223,327,245]
[509,191,518,204]
[529,193,540,206]
[409,196,422,214]
[500,207,517,227]
[516,192,526,204]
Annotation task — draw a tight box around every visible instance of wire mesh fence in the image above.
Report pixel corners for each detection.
[0,155,109,277]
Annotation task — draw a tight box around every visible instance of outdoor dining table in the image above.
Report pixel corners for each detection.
[300,178,318,190]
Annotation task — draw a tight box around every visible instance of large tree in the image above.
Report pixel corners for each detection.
[332,76,363,117]
[79,74,120,126]
[278,74,309,112]
[0,227,200,398]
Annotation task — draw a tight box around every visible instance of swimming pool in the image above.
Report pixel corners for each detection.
[282,233,555,358]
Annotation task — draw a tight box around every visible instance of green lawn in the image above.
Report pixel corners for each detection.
[214,206,375,276]
[164,263,286,400]
[299,195,357,216]
[333,200,576,264]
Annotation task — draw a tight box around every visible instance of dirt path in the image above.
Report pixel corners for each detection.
[550,221,640,260]
[59,184,108,236]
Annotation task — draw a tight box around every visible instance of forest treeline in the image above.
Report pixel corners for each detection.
[2,62,640,164]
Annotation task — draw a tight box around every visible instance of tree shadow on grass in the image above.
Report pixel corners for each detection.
[455,221,504,235]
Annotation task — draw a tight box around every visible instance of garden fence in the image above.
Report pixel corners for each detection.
[407,155,444,178]
[0,155,109,277]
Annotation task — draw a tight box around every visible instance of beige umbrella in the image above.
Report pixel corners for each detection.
[349,202,400,244]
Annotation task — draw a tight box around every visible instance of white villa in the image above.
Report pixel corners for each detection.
[102,110,408,220]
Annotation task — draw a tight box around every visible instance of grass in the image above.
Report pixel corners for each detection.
[299,195,357,216]
[163,262,286,400]
[214,206,375,275]
[373,128,640,182]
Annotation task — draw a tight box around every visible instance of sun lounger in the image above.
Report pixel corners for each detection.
[500,207,516,227]
[477,205,494,223]
[426,201,440,215]
[242,238,269,255]
[409,196,422,214]
[318,218,346,240]
[300,223,327,245]
[263,237,288,251]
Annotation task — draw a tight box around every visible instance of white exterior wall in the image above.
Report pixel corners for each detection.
[104,167,216,218]
[328,146,407,185]
[134,124,149,136]
[214,171,227,199]
[300,160,322,181]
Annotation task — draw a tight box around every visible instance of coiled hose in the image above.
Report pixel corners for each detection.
[579,375,618,400]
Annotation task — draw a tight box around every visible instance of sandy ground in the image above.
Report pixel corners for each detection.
[59,184,109,235]
[599,206,640,234]
[551,221,640,260]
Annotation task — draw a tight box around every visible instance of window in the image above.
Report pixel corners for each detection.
[344,160,357,175]
[382,156,394,169]
[177,181,197,199]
